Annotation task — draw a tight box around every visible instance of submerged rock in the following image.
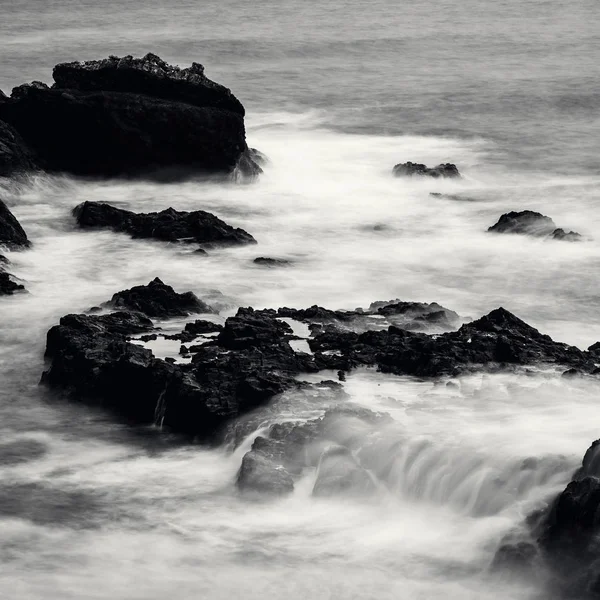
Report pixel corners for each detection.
[0,199,30,249]
[488,211,581,241]
[73,201,256,248]
[0,270,25,295]
[313,445,376,497]
[393,161,460,178]
[102,277,213,318]
[0,53,254,178]
[253,257,292,267]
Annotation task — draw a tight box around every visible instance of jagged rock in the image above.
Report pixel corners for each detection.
[488,211,581,241]
[0,54,253,177]
[310,307,593,377]
[0,271,25,295]
[73,201,256,248]
[491,541,538,576]
[103,277,213,318]
[393,161,460,178]
[42,301,318,439]
[253,257,292,267]
[0,199,30,249]
[0,120,38,176]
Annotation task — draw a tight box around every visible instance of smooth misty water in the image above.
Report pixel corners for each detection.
[1,0,600,598]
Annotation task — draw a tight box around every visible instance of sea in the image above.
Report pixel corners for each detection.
[1,0,600,598]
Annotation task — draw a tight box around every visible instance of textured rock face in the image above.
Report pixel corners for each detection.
[73,201,257,249]
[52,53,245,115]
[0,199,30,249]
[0,54,257,178]
[0,120,38,176]
[393,161,461,178]
[103,277,213,318]
[488,211,582,241]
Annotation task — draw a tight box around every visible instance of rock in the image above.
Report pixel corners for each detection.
[52,54,244,114]
[73,201,256,248]
[0,54,253,178]
[371,300,460,331]
[253,257,292,267]
[488,211,581,241]
[42,299,318,439]
[237,437,295,495]
[0,199,30,249]
[103,277,213,318]
[393,161,460,178]
[313,445,376,496]
[0,120,38,176]
[0,270,25,295]
[309,307,593,377]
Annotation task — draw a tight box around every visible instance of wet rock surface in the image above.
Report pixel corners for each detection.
[42,280,598,447]
[253,257,292,267]
[102,277,213,318]
[73,201,257,249]
[0,53,254,178]
[0,199,30,249]
[488,211,582,241]
[393,161,460,178]
[494,439,600,597]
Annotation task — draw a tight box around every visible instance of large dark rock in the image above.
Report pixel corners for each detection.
[0,199,30,249]
[310,307,593,377]
[73,201,256,248]
[488,211,581,241]
[393,161,460,178]
[0,120,38,176]
[0,54,257,178]
[42,299,318,439]
[0,270,25,295]
[103,277,213,318]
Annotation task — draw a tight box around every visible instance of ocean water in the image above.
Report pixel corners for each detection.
[1,0,600,598]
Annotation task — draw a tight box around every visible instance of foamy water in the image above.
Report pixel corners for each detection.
[1,113,600,599]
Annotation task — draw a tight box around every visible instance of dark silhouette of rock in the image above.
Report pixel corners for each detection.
[0,270,25,295]
[0,120,38,176]
[103,277,213,318]
[73,201,256,248]
[0,199,30,249]
[253,257,292,267]
[393,161,460,178]
[310,307,593,377]
[488,211,581,241]
[0,53,257,178]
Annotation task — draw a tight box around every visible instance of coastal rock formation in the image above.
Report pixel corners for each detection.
[0,267,25,295]
[0,120,38,176]
[488,211,582,241]
[0,53,260,178]
[393,161,460,178]
[102,277,213,318]
[253,257,292,267]
[309,307,593,376]
[42,280,598,444]
[494,439,600,597]
[73,201,257,249]
[0,199,30,249]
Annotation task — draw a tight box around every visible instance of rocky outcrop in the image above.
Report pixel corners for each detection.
[42,293,318,439]
[42,281,598,444]
[73,201,256,249]
[0,120,38,176]
[0,268,25,295]
[493,439,600,597]
[103,278,213,318]
[309,307,594,377]
[488,211,581,241]
[0,53,260,178]
[393,161,460,178]
[0,199,30,249]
